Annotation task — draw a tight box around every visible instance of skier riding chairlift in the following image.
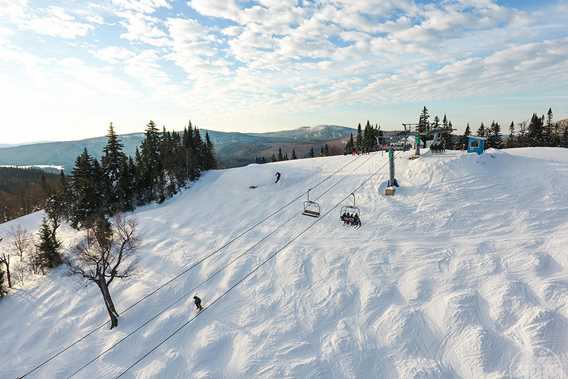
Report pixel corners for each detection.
[340,193,361,228]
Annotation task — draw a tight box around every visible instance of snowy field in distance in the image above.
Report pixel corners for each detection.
[0,148,567,378]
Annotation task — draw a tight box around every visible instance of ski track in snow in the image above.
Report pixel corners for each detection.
[1,148,568,378]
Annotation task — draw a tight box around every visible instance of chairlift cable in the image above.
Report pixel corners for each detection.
[17,154,365,379]
[66,153,380,378]
[113,153,398,379]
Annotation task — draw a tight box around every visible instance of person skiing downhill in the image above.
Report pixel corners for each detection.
[193,295,203,311]
[274,171,281,184]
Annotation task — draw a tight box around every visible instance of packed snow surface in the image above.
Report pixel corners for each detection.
[1,148,568,378]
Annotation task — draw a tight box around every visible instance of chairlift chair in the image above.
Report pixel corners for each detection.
[302,189,321,218]
[340,193,361,223]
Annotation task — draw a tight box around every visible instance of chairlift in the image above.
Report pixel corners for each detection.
[340,193,361,227]
[302,189,321,218]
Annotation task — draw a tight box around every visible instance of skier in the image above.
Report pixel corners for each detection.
[274,171,281,184]
[353,214,361,228]
[193,295,203,312]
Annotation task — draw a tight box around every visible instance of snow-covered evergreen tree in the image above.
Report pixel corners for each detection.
[101,123,127,213]
[36,217,62,269]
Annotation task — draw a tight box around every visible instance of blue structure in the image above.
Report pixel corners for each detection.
[467,136,486,155]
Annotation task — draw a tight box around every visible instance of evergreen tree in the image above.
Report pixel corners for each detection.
[70,149,98,228]
[432,115,440,129]
[324,144,330,156]
[544,108,554,146]
[460,123,471,149]
[205,132,217,169]
[292,149,297,160]
[37,217,62,269]
[278,147,284,161]
[159,127,179,197]
[118,158,135,211]
[356,123,363,152]
[506,121,516,148]
[527,113,544,146]
[517,121,528,147]
[320,146,325,157]
[442,114,448,128]
[192,127,205,173]
[182,125,197,180]
[562,126,568,148]
[309,146,315,158]
[345,133,354,154]
[271,152,277,162]
[477,123,486,137]
[134,148,145,205]
[140,121,162,202]
[489,121,504,149]
[92,159,108,214]
[101,123,126,214]
[418,106,430,135]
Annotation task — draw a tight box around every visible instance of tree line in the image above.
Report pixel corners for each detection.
[256,143,336,164]
[1,120,216,328]
[0,167,63,223]
[344,121,385,154]
[418,106,568,150]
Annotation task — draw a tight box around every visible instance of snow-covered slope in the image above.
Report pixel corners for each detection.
[1,148,568,378]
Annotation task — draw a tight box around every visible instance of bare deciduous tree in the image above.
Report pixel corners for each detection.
[0,237,12,289]
[11,226,32,262]
[0,252,12,289]
[66,216,138,329]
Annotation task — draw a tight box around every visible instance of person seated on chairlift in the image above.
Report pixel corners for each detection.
[353,213,361,227]
[342,212,352,226]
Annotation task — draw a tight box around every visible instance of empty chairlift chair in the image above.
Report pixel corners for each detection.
[302,189,321,218]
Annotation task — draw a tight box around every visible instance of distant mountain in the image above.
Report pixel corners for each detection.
[0,125,356,170]
[0,141,51,149]
[249,125,354,141]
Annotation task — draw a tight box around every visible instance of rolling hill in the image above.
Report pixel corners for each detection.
[0,126,356,171]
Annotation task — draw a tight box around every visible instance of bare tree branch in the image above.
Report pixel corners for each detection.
[65,216,138,329]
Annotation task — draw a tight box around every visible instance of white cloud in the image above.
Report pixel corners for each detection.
[0,26,14,47]
[111,0,171,14]
[21,6,94,39]
[188,0,241,22]
[119,12,170,46]
[86,14,105,24]
[2,0,568,139]
[0,0,27,21]
[94,46,136,63]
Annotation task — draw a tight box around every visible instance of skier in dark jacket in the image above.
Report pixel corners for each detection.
[353,214,361,228]
[275,172,281,183]
[193,295,203,311]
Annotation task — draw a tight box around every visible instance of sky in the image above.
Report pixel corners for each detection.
[1,0,567,143]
